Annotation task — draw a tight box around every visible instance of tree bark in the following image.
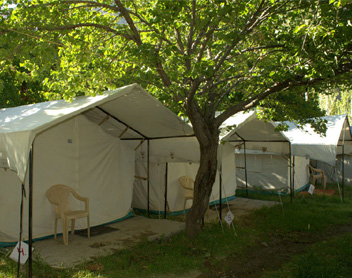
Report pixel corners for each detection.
[185,122,219,238]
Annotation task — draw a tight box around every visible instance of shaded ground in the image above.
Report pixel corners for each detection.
[32,215,185,267]
[24,197,278,268]
[197,220,352,278]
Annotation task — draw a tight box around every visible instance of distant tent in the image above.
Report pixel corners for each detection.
[132,135,237,216]
[221,111,310,194]
[221,112,352,195]
[282,115,352,187]
[0,84,196,245]
[279,114,352,167]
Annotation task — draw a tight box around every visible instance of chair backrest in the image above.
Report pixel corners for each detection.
[308,165,322,176]
[46,184,74,215]
[178,176,194,191]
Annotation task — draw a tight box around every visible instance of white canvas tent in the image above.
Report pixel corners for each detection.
[282,115,352,187]
[279,114,352,167]
[0,84,196,246]
[132,135,237,215]
[221,111,310,194]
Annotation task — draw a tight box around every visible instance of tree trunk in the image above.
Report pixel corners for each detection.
[185,129,219,238]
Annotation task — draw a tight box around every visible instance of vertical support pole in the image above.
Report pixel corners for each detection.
[164,162,168,219]
[28,145,33,278]
[147,139,150,217]
[293,156,295,193]
[219,165,222,224]
[342,145,345,201]
[289,143,293,202]
[244,142,248,197]
[17,184,25,278]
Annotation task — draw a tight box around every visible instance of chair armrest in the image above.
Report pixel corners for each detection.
[71,191,89,211]
[315,169,324,174]
[308,165,324,175]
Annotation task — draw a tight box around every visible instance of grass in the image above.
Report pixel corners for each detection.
[1,184,352,277]
[261,234,352,278]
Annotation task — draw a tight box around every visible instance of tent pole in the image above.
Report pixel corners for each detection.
[342,145,345,201]
[147,140,150,217]
[244,142,248,197]
[293,156,295,193]
[289,143,293,202]
[164,162,168,219]
[28,145,33,278]
[219,163,223,224]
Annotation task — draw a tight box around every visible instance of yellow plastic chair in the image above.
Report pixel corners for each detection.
[308,165,327,188]
[46,184,90,245]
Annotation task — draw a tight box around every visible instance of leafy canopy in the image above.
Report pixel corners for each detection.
[1,0,352,129]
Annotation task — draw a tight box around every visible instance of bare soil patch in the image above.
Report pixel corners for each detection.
[197,221,352,278]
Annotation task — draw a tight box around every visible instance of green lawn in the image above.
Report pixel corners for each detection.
[1,184,351,278]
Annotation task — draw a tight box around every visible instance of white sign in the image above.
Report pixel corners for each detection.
[9,241,33,265]
[224,211,234,225]
[308,184,315,195]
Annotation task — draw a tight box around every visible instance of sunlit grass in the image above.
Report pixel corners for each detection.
[262,234,352,278]
[0,184,351,277]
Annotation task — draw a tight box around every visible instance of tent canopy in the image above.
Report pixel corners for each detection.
[0,84,194,182]
[279,114,352,165]
[220,111,352,166]
[220,111,291,155]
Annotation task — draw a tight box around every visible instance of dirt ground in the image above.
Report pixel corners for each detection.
[196,220,352,278]
[24,197,279,268]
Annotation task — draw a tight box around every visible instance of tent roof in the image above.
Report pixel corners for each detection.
[220,111,352,166]
[220,110,290,143]
[0,84,194,182]
[279,114,352,165]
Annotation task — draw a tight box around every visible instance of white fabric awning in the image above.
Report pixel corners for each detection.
[220,111,291,155]
[220,111,352,166]
[0,84,194,182]
[278,115,352,166]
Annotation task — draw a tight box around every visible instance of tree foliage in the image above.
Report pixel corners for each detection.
[1,0,351,236]
[319,87,352,122]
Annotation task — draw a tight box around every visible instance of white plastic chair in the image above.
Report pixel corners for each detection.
[46,184,90,245]
[178,176,195,215]
[308,165,327,188]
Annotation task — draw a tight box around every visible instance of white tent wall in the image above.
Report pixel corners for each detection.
[291,116,352,187]
[132,141,237,215]
[314,155,352,186]
[133,161,207,213]
[241,141,290,155]
[0,114,135,243]
[293,156,311,190]
[0,169,25,243]
[236,153,309,193]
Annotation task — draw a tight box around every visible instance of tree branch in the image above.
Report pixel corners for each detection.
[4,27,64,46]
[30,0,120,13]
[114,0,142,45]
[40,23,135,41]
[214,58,352,127]
[174,27,185,53]
[187,0,197,55]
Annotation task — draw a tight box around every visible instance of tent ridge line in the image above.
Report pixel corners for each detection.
[120,135,196,140]
[228,139,289,143]
[96,106,148,139]
[234,132,245,141]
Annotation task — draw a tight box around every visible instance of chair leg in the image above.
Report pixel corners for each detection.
[54,218,58,239]
[183,199,186,215]
[312,176,317,186]
[86,216,90,239]
[63,219,69,245]
[322,175,326,189]
[71,219,75,235]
